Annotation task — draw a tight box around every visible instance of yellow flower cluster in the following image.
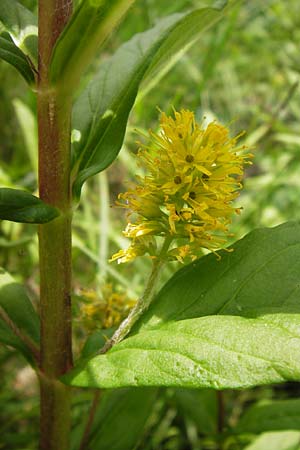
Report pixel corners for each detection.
[111,109,252,264]
[79,285,135,331]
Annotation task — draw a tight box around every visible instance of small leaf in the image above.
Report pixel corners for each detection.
[71,5,226,200]
[81,328,114,359]
[236,399,300,435]
[63,222,300,390]
[0,32,35,84]
[0,188,60,224]
[0,268,40,362]
[0,0,38,65]
[244,431,300,450]
[50,0,136,92]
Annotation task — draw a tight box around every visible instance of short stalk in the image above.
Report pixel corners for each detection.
[100,237,172,354]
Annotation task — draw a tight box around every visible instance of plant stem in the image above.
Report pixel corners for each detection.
[100,237,172,354]
[38,1,73,450]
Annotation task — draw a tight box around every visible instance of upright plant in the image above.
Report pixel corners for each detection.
[1,1,300,450]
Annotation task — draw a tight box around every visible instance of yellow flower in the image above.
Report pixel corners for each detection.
[111,109,252,264]
[79,285,136,331]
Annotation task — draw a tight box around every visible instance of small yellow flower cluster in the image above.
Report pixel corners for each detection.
[79,285,135,331]
[111,109,252,264]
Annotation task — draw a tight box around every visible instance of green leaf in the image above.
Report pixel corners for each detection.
[0,32,35,84]
[76,388,158,450]
[63,222,300,389]
[71,5,225,200]
[174,389,217,435]
[0,0,38,65]
[0,188,60,224]
[236,399,300,435]
[50,0,136,92]
[244,431,300,450]
[0,268,40,362]
[81,328,114,359]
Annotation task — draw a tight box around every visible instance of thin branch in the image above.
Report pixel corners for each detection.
[78,390,102,450]
[217,390,225,450]
[100,236,172,354]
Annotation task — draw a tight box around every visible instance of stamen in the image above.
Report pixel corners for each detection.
[174,176,182,184]
[185,154,194,163]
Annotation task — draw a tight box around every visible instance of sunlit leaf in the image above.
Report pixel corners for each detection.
[0,0,38,65]
[0,32,35,84]
[244,431,300,450]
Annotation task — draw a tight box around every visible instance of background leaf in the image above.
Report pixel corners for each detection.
[0,32,35,84]
[174,388,217,435]
[244,431,300,450]
[63,222,300,389]
[236,399,300,435]
[0,188,59,224]
[0,268,39,363]
[50,0,136,92]
[71,5,225,200]
[78,388,158,450]
[13,98,38,173]
[0,0,38,65]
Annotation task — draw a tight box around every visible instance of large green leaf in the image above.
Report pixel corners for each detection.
[236,399,300,435]
[0,268,40,363]
[70,5,225,200]
[73,388,158,450]
[0,0,38,65]
[50,0,136,91]
[63,222,300,389]
[0,188,59,224]
[0,32,35,84]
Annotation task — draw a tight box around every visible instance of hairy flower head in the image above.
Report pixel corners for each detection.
[111,109,252,264]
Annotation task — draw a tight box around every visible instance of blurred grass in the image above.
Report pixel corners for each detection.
[0,0,300,449]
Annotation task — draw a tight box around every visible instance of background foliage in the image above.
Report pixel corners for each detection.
[1,0,300,449]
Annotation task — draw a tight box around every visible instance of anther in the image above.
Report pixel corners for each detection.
[185,154,194,163]
[174,176,182,185]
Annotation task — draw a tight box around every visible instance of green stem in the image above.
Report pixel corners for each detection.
[100,237,172,354]
[98,172,109,285]
[38,1,73,450]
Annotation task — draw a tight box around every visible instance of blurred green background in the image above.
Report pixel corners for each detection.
[1,0,300,449]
